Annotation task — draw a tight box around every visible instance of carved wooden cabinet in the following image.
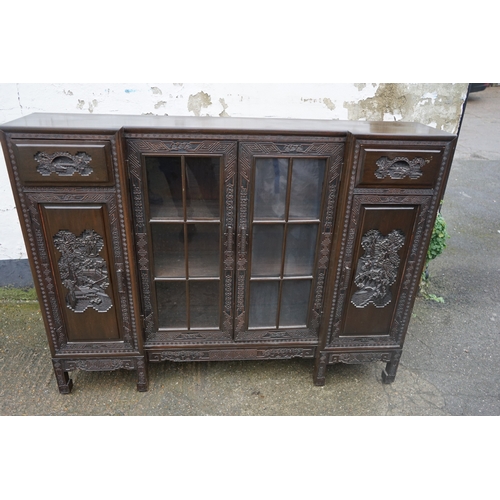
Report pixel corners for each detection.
[0,114,456,393]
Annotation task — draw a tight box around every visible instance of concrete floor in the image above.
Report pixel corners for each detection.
[1,87,499,416]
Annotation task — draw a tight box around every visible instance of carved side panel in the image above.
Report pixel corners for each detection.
[40,204,122,343]
[328,196,431,346]
[53,229,113,313]
[350,229,406,309]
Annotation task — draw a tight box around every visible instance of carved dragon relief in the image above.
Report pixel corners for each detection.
[351,229,405,309]
[374,156,427,180]
[53,229,113,313]
[34,151,93,177]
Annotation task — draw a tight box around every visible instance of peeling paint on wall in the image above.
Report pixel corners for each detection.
[154,100,167,109]
[343,83,467,133]
[187,91,212,116]
[219,98,229,117]
[323,98,335,111]
[88,99,98,113]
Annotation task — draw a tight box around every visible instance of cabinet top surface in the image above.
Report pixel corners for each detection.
[0,112,455,139]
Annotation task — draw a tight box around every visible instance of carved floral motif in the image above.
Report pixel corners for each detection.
[351,229,405,309]
[53,229,113,313]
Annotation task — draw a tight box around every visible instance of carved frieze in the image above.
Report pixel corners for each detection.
[34,151,93,176]
[351,229,406,309]
[374,156,427,180]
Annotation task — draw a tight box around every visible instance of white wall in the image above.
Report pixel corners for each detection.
[0,83,468,260]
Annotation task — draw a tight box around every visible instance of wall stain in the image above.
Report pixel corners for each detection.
[151,87,162,95]
[323,98,335,111]
[88,99,98,113]
[154,100,167,109]
[354,83,366,91]
[188,91,212,116]
[343,83,467,133]
[77,99,85,110]
[64,90,73,96]
[219,98,229,117]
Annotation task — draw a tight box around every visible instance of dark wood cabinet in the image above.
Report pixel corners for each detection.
[0,114,456,393]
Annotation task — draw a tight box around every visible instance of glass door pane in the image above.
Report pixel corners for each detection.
[245,156,327,332]
[144,154,224,332]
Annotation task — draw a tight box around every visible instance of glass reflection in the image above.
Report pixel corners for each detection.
[254,158,288,220]
[186,157,220,219]
[146,156,183,220]
[249,281,279,328]
[279,280,312,327]
[284,224,318,277]
[289,158,325,220]
[156,281,187,329]
[251,224,284,277]
[190,281,220,329]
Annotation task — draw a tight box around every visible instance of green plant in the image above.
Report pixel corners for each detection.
[420,210,450,302]
[425,211,449,265]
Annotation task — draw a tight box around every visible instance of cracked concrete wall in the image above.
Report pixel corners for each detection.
[0,83,468,260]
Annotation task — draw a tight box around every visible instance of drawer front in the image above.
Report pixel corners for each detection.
[12,139,114,185]
[356,143,446,189]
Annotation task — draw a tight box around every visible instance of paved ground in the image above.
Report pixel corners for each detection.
[1,87,499,416]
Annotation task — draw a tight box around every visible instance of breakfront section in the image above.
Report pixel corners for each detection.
[314,134,457,385]
[126,133,345,361]
[0,128,146,393]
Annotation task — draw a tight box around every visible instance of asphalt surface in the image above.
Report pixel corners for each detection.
[1,87,499,415]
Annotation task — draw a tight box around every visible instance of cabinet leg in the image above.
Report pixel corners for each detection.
[136,358,149,392]
[382,351,402,384]
[313,353,328,386]
[52,360,73,394]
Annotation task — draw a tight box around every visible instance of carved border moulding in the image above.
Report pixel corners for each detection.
[351,229,406,309]
[328,352,392,364]
[53,229,113,313]
[34,151,93,177]
[374,156,427,180]
[148,347,316,362]
[63,358,136,371]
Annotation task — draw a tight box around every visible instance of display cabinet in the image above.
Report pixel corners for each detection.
[0,114,456,393]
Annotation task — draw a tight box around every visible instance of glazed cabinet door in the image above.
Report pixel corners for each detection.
[235,138,345,342]
[126,138,237,346]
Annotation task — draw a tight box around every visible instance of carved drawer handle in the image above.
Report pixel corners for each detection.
[34,151,93,177]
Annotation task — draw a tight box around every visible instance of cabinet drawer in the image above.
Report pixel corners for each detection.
[11,139,114,186]
[356,143,446,189]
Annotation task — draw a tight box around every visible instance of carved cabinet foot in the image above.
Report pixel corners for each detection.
[52,360,73,394]
[382,351,402,384]
[313,353,328,386]
[136,358,149,392]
